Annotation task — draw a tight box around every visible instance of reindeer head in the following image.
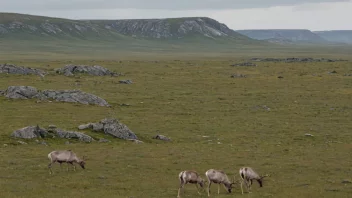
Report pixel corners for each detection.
[258,174,270,187]
[79,156,86,169]
[198,177,206,188]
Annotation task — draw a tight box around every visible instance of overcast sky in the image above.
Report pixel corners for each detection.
[1,0,351,31]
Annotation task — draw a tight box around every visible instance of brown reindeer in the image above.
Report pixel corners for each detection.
[48,150,86,174]
[177,170,206,198]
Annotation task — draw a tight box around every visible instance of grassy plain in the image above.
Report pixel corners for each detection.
[0,46,351,198]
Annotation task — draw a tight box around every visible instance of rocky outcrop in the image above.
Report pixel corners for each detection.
[2,86,109,106]
[11,125,50,139]
[40,90,109,106]
[231,74,247,78]
[5,86,39,99]
[78,118,138,140]
[55,129,94,143]
[11,125,94,143]
[0,64,46,76]
[56,65,120,76]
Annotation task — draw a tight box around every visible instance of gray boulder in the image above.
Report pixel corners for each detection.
[79,118,138,140]
[231,74,247,78]
[119,80,133,84]
[153,135,171,141]
[5,86,39,99]
[56,65,120,76]
[0,64,47,76]
[40,90,110,107]
[11,125,50,139]
[55,129,94,143]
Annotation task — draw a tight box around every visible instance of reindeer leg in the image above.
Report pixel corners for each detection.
[177,183,184,198]
[240,179,244,194]
[208,182,212,197]
[48,162,53,175]
[218,184,220,194]
[195,184,201,195]
[247,180,252,193]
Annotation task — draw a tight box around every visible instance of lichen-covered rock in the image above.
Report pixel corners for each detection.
[119,80,133,84]
[40,90,110,106]
[231,62,257,67]
[5,86,39,99]
[11,125,50,139]
[56,65,119,76]
[79,118,138,140]
[0,64,46,76]
[55,129,94,143]
[1,86,110,107]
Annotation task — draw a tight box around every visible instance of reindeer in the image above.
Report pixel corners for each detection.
[239,167,269,194]
[177,170,206,198]
[47,150,86,174]
[205,169,236,197]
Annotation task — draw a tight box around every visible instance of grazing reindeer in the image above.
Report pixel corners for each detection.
[48,150,86,174]
[205,169,235,197]
[239,167,269,194]
[177,170,206,198]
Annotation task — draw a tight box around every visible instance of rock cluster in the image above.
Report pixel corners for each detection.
[11,125,94,143]
[78,118,138,140]
[2,86,109,106]
[0,64,47,76]
[56,65,120,76]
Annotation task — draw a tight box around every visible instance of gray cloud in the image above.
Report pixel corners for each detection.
[1,0,349,11]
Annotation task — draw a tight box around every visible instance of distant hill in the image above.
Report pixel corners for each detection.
[0,13,253,43]
[314,30,352,44]
[236,29,328,44]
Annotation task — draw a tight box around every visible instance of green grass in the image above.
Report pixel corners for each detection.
[0,54,352,198]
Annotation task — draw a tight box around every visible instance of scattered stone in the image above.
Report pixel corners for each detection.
[3,144,8,147]
[11,125,50,139]
[98,138,110,143]
[65,141,70,145]
[231,62,257,67]
[119,80,133,84]
[0,64,47,76]
[78,118,138,140]
[231,74,247,78]
[0,90,4,95]
[342,179,352,184]
[305,133,314,137]
[328,71,337,74]
[153,135,171,141]
[278,76,284,79]
[55,129,95,143]
[343,74,352,76]
[56,65,120,76]
[2,86,110,107]
[17,141,27,145]
[127,139,144,144]
[78,123,93,130]
[120,103,131,106]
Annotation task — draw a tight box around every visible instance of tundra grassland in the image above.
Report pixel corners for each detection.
[0,53,351,198]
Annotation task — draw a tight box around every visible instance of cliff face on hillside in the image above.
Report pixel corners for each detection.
[0,13,250,41]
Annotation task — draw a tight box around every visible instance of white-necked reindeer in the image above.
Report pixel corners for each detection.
[48,150,86,174]
[177,170,206,198]
[239,167,269,194]
[205,169,236,197]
